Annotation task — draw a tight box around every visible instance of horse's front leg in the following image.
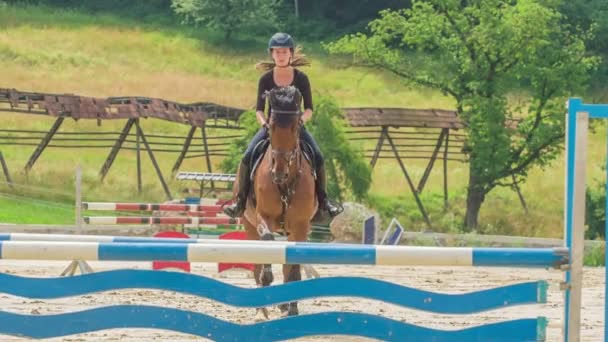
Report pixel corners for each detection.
[244,218,273,321]
[280,222,308,317]
[256,218,275,287]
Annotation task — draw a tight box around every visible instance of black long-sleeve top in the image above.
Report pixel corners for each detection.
[256,69,313,119]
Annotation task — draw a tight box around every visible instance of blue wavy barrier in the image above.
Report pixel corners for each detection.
[0,269,546,314]
[0,306,546,341]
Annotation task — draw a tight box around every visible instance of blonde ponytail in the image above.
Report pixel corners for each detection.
[255,45,311,72]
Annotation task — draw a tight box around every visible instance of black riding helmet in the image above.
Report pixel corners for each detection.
[268,32,295,51]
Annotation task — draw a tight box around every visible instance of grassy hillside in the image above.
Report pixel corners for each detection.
[0,4,604,238]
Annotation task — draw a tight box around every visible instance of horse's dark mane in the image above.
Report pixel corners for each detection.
[272,112,299,128]
[269,86,302,128]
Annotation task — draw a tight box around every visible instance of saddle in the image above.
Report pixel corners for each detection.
[247,138,316,207]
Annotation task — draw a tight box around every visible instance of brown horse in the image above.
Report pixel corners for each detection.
[233,86,317,320]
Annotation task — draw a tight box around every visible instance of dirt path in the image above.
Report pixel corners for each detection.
[0,261,603,341]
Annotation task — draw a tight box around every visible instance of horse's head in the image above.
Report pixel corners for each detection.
[267,86,303,185]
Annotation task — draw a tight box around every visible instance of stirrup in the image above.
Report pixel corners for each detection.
[223,199,246,218]
[322,198,344,217]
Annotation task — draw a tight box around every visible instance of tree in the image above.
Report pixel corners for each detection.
[219,109,260,174]
[558,0,608,92]
[326,0,597,231]
[219,94,372,202]
[306,94,372,201]
[559,0,608,52]
[171,0,278,40]
[585,181,606,240]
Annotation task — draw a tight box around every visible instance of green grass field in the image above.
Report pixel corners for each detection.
[0,4,605,239]
[0,195,74,224]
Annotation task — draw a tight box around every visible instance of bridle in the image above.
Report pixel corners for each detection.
[268,108,303,232]
[268,109,303,185]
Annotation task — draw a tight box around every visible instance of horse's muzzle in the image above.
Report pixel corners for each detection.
[272,171,289,185]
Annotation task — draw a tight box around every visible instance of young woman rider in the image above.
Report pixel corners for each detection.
[223,32,342,219]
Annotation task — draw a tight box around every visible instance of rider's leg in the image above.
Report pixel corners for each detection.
[300,127,343,217]
[223,127,268,218]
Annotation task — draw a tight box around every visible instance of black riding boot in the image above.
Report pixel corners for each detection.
[316,165,343,217]
[223,162,251,218]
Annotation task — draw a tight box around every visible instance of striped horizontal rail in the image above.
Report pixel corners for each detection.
[0,232,290,244]
[82,202,224,213]
[0,233,279,244]
[185,211,221,217]
[83,216,240,225]
[0,240,569,268]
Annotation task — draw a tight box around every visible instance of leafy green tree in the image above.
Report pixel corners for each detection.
[559,0,608,52]
[219,110,259,174]
[219,94,371,201]
[558,0,608,92]
[585,182,606,240]
[171,0,278,39]
[326,0,597,231]
[306,94,371,201]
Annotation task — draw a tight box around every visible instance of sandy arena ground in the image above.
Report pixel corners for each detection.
[0,260,604,341]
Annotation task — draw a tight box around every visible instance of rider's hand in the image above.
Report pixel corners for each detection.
[262,121,270,131]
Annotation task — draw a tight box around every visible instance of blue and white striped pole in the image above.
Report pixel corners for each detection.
[0,240,568,268]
